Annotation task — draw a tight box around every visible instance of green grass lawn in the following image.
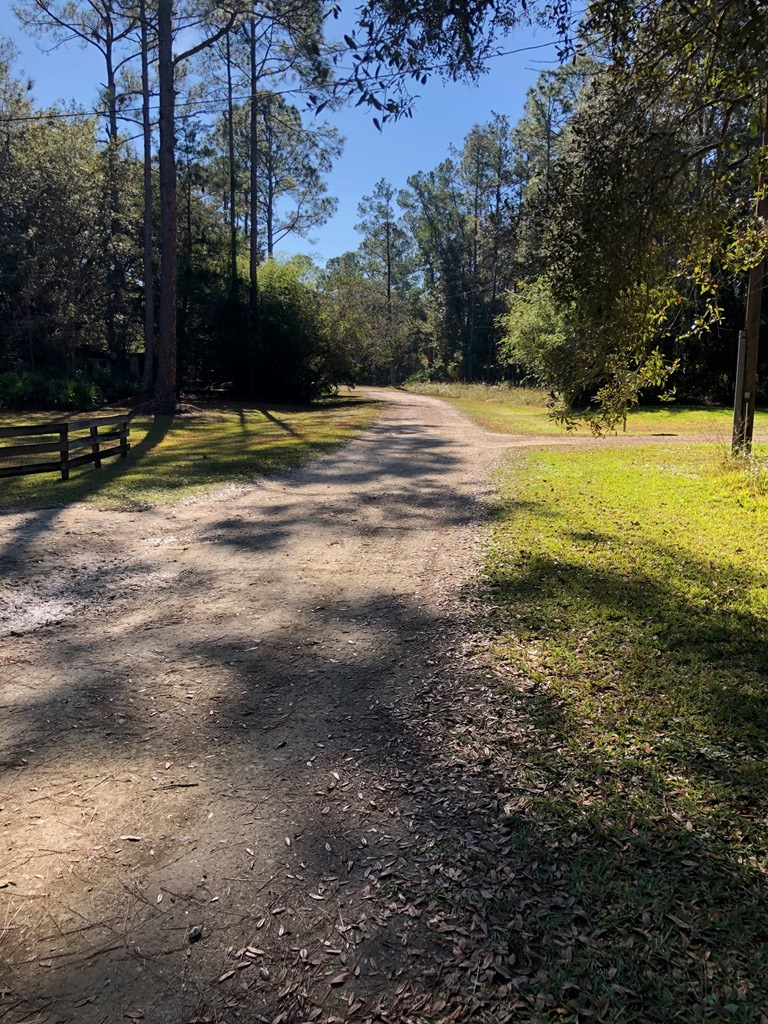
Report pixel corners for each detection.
[406,381,768,438]
[0,394,380,511]
[479,442,768,1019]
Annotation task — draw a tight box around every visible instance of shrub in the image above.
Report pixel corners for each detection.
[0,371,53,410]
[53,376,103,410]
[0,371,103,411]
[256,257,338,403]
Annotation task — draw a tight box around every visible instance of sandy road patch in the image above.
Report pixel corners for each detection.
[0,389,507,1024]
[0,390,746,1024]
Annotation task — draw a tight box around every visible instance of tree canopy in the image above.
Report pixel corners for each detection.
[0,0,765,427]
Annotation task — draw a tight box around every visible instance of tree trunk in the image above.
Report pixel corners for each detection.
[733,85,768,453]
[104,27,126,373]
[140,0,155,399]
[226,28,238,302]
[155,0,178,414]
[468,148,480,380]
[488,172,502,375]
[266,173,274,259]
[248,15,259,396]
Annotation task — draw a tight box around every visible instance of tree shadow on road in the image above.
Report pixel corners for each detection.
[4,538,768,1022]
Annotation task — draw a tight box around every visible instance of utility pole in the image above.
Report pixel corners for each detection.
[732,86,768,454]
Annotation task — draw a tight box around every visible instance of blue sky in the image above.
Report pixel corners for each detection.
[0,5,558,264]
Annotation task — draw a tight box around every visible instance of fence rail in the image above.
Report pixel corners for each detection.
[0,414,131,481]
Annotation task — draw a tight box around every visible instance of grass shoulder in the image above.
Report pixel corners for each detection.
[0,393,380,512]
[405,380,768,438]
[476,441,768,1017]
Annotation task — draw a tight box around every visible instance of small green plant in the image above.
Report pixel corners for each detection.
[53,375,103,410]
[0,370,52,409]
[730,452,768,497]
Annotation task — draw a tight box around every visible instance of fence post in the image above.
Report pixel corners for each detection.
[59,424,69,481]
[120,419,130,458]
[90,423,102,468]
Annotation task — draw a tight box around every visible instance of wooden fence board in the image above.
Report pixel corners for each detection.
[67,445,122,470]
[67,414,132,431]
[67,429,123,452]
[0,439,65,458]
[0,460,62,478]
[0,423,65,438]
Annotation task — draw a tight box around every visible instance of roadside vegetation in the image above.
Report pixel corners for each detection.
[475,442,768,1017]
[405,381,768,439]
[0,395,379,512]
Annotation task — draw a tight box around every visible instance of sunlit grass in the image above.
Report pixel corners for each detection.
[480,442,768,1018]
[0,394,380,511]
[405,380,768,438]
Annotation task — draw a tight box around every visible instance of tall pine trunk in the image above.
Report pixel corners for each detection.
[155,0,177,414]
[226,28,238,302]
[248,15,260,396]
[104,25,127,374]
[140,0,155,399]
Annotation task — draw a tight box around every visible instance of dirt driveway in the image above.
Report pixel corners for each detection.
[0,389,747,1024]
[1,388,519,1024]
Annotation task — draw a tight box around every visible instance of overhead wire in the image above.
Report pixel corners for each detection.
[0,37,564,126]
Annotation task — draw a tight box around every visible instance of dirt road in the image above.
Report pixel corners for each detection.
[1,389,517,1024]
[1,388,749,1024]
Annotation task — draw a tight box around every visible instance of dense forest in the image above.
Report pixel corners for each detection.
[0,0,765,426]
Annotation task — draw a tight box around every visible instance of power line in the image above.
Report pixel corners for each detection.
[0,38,563,126]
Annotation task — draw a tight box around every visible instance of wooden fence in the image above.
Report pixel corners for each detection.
[0,414,131,481]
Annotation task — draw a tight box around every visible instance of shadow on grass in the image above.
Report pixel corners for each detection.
[487,544,768,758]
[0,397,382,517]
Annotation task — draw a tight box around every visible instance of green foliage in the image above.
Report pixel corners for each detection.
[406,378,768,436]
[498,279,573,387]
[498,278,680,427]
[204,90,341,257]
[52,375,104,410]
[0,45,144,381]
[399,113,518,380]
[0,371,52,410]
[256,257,341,403]
[0,371,104,411]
